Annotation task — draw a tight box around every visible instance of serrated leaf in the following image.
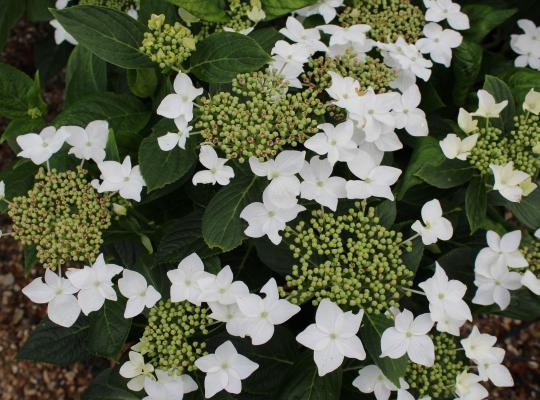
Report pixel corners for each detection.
[65,46,108,106]
[452,40,483,105]
[361,313,408,387]
[51,5,153,69]
[465,176,487,233]
[415,159,474,189]
[262,0,318,20]
[483,75,516,134]
[189,32,271,84]
[87,298,132,358]
[278,352,342,400]
[202,173,265,252]
[0,63,34,119]
[165,0,229,22]
[138,120,197,192]
[17,318,91,366]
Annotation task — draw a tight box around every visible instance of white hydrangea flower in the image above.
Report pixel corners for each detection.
[192,145,235,186]
[118,270,161,318]
[411,199,453,245]
[490,162,533,203]
[471,90,508,119]
[510,19,540,70]
[17,126,69,165]
[296,0,344,23]
[415,23,463,67]
[157,72,203,121]
[299,156,346,211]
[97,156,146,202]
[439,133,478,161]
[119,350,155,391]
[62,120,109,163]
[424,0,470,30]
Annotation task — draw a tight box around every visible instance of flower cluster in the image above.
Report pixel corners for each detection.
[280,203,414,313]
[9,167,112,269]
[140,14,198,71]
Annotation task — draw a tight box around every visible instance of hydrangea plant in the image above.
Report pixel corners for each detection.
[0,0,540,399]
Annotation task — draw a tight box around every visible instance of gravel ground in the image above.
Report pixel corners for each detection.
[0,18,539,400]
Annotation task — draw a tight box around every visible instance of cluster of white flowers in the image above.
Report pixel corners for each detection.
[511,19,540,71]
[16,120,147,202]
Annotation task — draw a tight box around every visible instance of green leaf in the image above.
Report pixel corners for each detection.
[202,172,265,252]
[0,63,34,119]
[262,0,317,20]
[375,200,397,228]
[465,176,487,233]
[397,137,445,199]
[139,0,178,23]
[138,120,197,192]
[65,46,108,106]
[278,352,342,400]
[0,159,37,212]
[87,298,132,358]
[402,237,424,274]
[106,129,121,161]
[165,0,229,22]
[189,32,271,84]
[17,318,91,365]
[416,159,474,189]
[463,5,517,43]
[361,313,408,386]
[248,27,283,53]
[452,40,483,105]
[254,237,295,276]
[506,188,540,229]
[127,68,158,98]
[51,5,153,69]
[82,368,142,400]
[23,244,38,274]
[0,0,25,50]
[483,75,516,134]
[494,289,540,322]
[506,68,540,104]
[26,0,54,22]
[54,92,151,152]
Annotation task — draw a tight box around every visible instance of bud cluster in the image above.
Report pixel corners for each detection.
[338,0,425,43]
[405,332,467,399]
[198,0,264,38]
[522,238,540,277]
[140,300,213,375]
[9,167,112,269]
[195,70,326,162]
[140,14,197,71]
[79,0,136,12]
[280,203,414,314]
[468,114,540,175]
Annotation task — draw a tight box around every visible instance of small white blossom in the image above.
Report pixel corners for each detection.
[299,156,346,211]
[157,116,192,151]
[17,126,69,165]
[305,121,358,164]
[475,230,528,271]
[22,269,81,327]
[490,161,532,203]
[198,266,249,306]
[66,254,123,315]
[352,365,399,400]
[439,133,478,161]
[392,85,428,137]
[168,253,213,306]
[415,23,463,67]
[118,269,161,318]
[50,19,78,45]
[320,24,373,57]
[192,145,235,186]
[454,372,488,400]
[472,263,522,310]
[524,88,540,115]
[510,19,540,70]
[522,270,540,295]
[208,302,250,337]
[157,72,203,121]
[62,120,109,162]
[143,370,197,400]
[325,71,360,107]
[279,16,327,55]
[237,278,300,345]
[296,0,344,23]
[458,108,479,133]
[296,299,366,376]
[471,90,508,119]
[97,156,146,202]
[195,341,258,398]
[461,326,497,363]
[271,40,310,69]
[411,199,453,245]
[424,0,470,30]
[0,180,5,199]
[119,351,155,391]
[476,347,514,387]
[380,309,435,367]
[378,38,433,82]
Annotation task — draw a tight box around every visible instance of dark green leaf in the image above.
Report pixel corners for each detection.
[262,0,317,20]
[465,176,487,233]
[34,37,73,83]
[26,0,54,22]
[106,129,121,161]
[202,173,265,252]
[0,63,34,119]
[397,137,445,199]
[376,200,397,228]
[23,244,38,274]
[65,46,108,106]
[506,188,540,229]
[402,237,424,274]
[0,159,37,212]
[463,5,517,43]
[0,117,44,152]
[189,32,271,84]
[0,0,25,50]
[452,40,483,105]
[278,352,342,400]
[248,27,283,53]
[416,159,474,189]
[254,237,295,275]
[138,120,197,192]
[166,0,229,22]
[51,5,153,69]
[87,298,132,358]
[494,289,540,322]
[26,72,47,118]
[506,68,540,104]
[139,0,178,23]
[483,75,516,134]
[17,318,91,365]
[82,368,142,400]
[127,68,158,98]
[361,313,408,386]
